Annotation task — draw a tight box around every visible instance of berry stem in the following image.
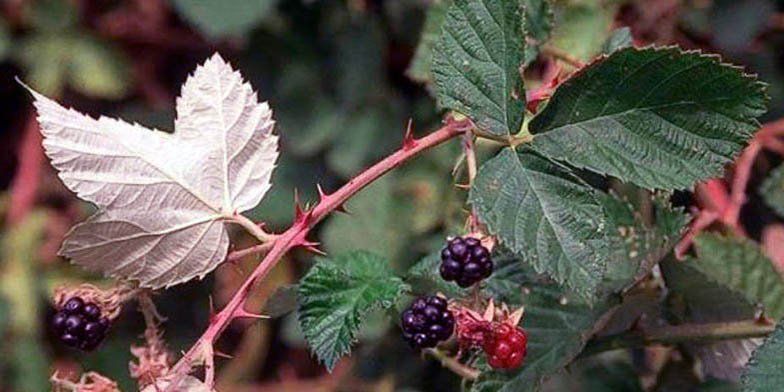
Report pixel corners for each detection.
[163,117,471,391]
[425,348,480,381]
[579,319,775,359]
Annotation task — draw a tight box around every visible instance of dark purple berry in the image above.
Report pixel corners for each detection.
[64,315,85,336]
[63,297,84,314]
[61,333,80,346]
[400,295,455,349]
[439,236,493,287]
[82,303,101,321]
[84,321,104,338]
[51,311,68,333]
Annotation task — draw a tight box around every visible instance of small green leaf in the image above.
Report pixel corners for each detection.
[297,251,409,371]
[432,0,526,136]
[601,27,633,54]
[469,148,608,300]
[761,164,784,218]
[741,322,784,392]
[171,0,277,38]
[551,2,614,61]
[530,47,767,190]
[522,0,553,66]
[471,258,618,392]
[407,0,452,84]
[690,233,784,320]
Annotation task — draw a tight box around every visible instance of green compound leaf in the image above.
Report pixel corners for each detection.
[523,0,553,66]
[471,258,618,392]
[469,148,608,300]
[741,322,784,392]
[297,251,408,371]
[761,164,784,218]
[690,233,784,320]
[433,0,526,136]
[530,47,767,190]
[171,0,277,38]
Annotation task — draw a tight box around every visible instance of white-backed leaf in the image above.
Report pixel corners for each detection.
[26,53,279,288]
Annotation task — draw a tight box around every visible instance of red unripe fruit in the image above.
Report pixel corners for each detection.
[483,324,527,369]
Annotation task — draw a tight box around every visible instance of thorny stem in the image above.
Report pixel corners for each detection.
[579,319,775,359]
[425,348,480,381]
[164,117,472,391]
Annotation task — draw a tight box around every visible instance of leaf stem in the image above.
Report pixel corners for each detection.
[228,213,276,243]
[425,348,480,380]
[579,319,775,359]
[163,117,471,391]
[472,128,532,147]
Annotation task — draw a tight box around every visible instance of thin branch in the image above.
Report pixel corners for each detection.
[579,319,775,359]
[424,348,480,381]
[228,213,276,243]
[163,117,471,391]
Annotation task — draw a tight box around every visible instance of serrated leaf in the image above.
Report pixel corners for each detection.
[171,0,277,38]
[761,164,784,218]
[471,257,618,392]
[530,47,767,190]
[432,0,526,136]
[26,53,279,288]
[297,251,408,371]
[469,148,608,300]
[407,0,453,84]
[741,322,784,392]
[601,27,633,54]
[522,0,553,66]
[690,233,784,320]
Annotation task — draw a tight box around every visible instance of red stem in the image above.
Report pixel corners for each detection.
[164,118,470,390]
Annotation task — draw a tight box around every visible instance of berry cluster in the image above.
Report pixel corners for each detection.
[51,297,110,351]
[439,236,493,287]
[482,324,527,369]
[400,295,455,349]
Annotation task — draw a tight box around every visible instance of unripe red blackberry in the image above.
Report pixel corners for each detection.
[482,324,527,369]
[400,295,455,349]
[439,236,493,287]
[51,296,110,351]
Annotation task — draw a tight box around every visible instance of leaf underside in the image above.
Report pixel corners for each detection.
[469,148,608,300]
[433,0,526,136]
[297,251,408,371]
[530,46,767,190]
[27,53,279,288]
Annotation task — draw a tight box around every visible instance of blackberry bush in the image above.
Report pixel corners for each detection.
[400,295,455,349]
[439,236,493,287]
[51,297,110,351]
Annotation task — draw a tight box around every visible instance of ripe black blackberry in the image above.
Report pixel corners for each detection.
[439,236,493,287]
[51,297,110,351]
[400,295,455,349]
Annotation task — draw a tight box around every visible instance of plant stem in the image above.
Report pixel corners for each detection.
[228,213,275,243]
[163,117,471,391]
[541,44,583,68]
[425,348,480,381]
[579,320,775,359]
[472,129,532,147]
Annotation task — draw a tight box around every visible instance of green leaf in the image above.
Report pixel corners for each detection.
[407,0,452,84]
[761,164,784,218]
[522,0,553,66]
[171,0,277,38]
[601,27,633,54]
[581,361,644,392]
[432,0,526,136]
[551,2,614,61]
[530,47,767,190]
[471,259,618,392]
[469,148,608,300]
[690,233,784,320]
[297,251,409,371]
[741,322,784,392]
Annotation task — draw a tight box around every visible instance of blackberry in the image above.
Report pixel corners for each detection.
[483,324,527,369]
[51,296,110,351]
[439,236,493,287]
[400,295,455,349]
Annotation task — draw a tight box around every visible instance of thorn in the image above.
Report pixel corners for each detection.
[300,240,327,256]
[214,350,234,359]
[317,183,328,201]
[402,119,417,150]
[483,299,495,322]
[335,203,351,215]
[292,188,312,224]
[234,309,270,320]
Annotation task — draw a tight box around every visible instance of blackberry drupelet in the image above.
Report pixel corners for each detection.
[483,324,527,369]
[400,295,455,349]
[439,236,493,287]
[51,297,110,351]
